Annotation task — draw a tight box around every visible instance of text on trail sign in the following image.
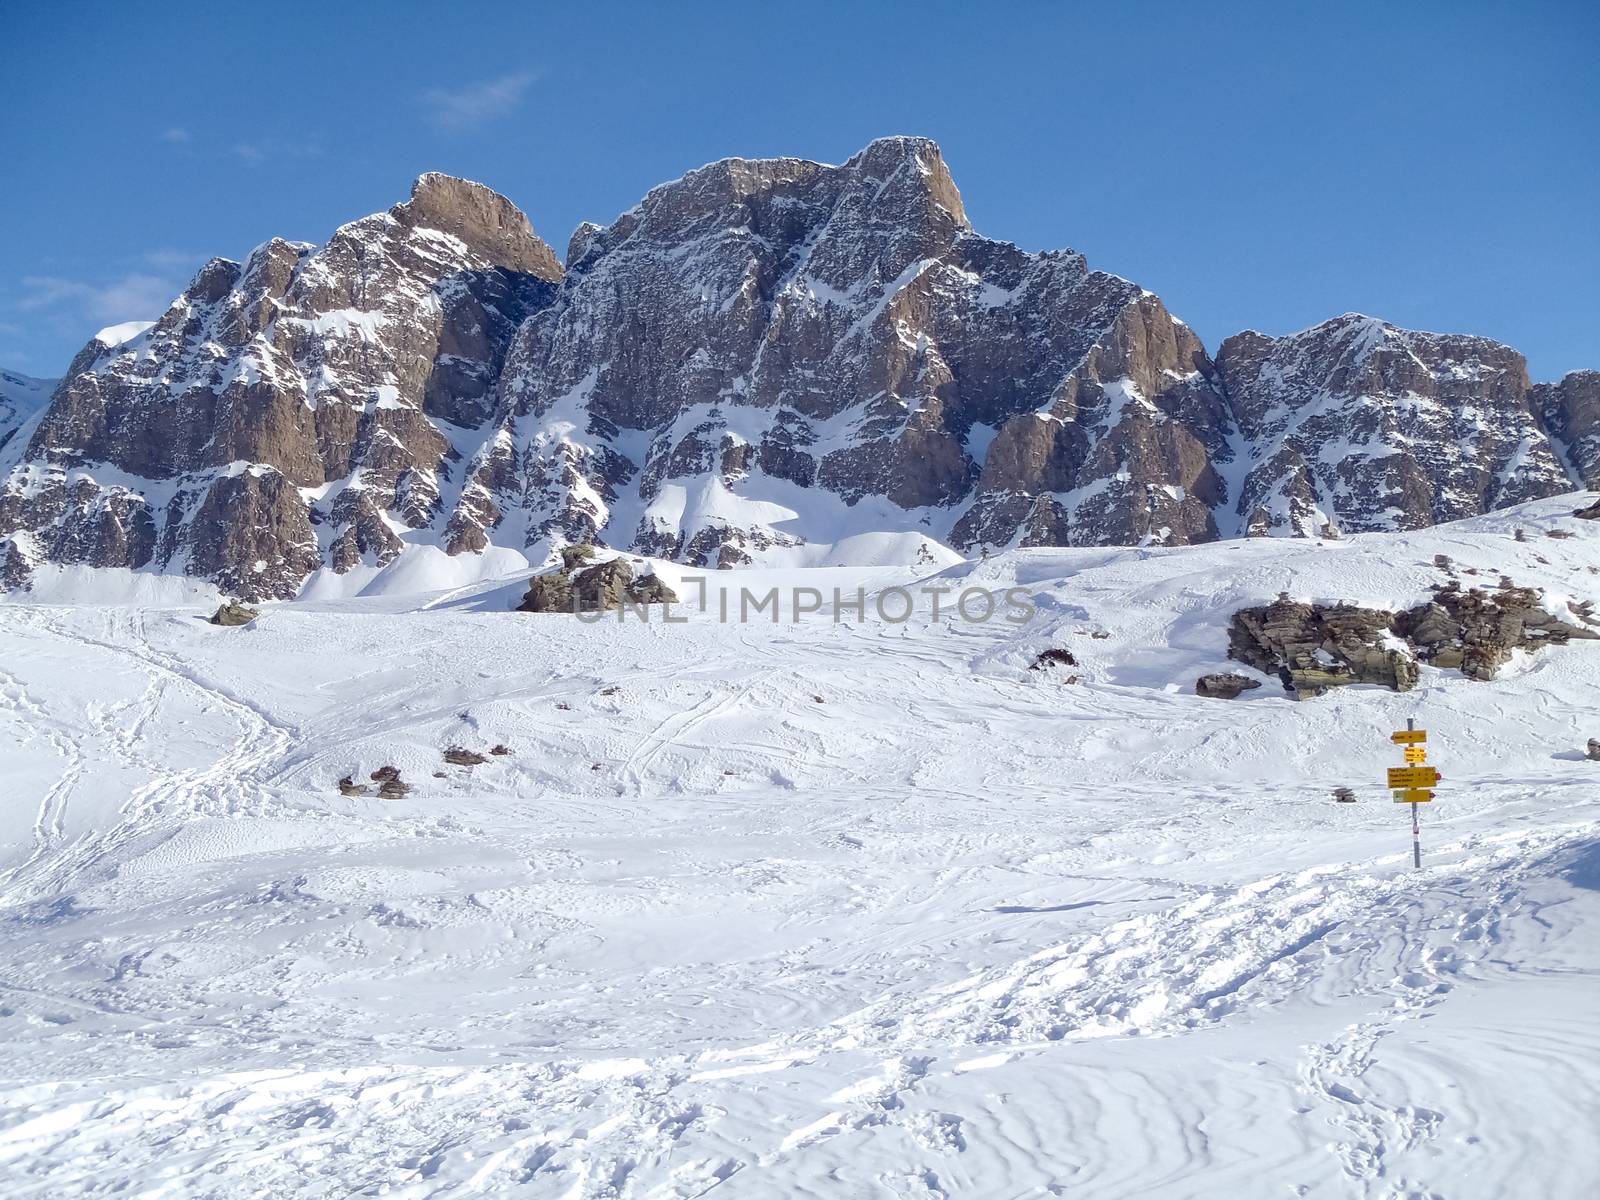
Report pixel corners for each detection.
[1387,765,1442,789]
[1390,729,1427,745]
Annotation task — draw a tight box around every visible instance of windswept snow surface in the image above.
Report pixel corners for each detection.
[2,495,1599,1197]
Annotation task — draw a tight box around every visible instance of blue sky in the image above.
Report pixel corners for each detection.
[2,0,1595,380]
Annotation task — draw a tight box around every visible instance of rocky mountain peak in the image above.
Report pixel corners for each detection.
[395,172,563,281]
[1215,313,1564,537]
[843,135,968,228]
[0,174,563,599]
[1533,368,1600,489]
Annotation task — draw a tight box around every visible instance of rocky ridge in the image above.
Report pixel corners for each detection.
[2,138,1595,600]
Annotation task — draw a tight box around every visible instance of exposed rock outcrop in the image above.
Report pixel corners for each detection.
[519,556,679,614]
[1395,583,1599,680]
[208,601,259,626]
[1229,594,1417,699]
[448,136,1231,566]
[369,766,410,799]
[1230,583,1598,698]
[1029,648,1079,671]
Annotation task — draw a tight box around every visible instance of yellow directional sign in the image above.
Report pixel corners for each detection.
[1394,789,1434,803]
[1390,729,1428,745]
[1404,746,1427,763]
[1387,766,1441,788]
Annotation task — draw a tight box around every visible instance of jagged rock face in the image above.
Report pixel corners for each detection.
[0,174,561,600]
[1215,316,1573,537]
[448,136,1231,566]
[1534,370,1600,489]
[1229,595,1416,699]
[1230,584,1597,698]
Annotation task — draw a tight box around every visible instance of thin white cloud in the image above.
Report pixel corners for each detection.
[421,70,536,131]
[141,249,199,270]
[160,127,191,143]
[19,273,178,324]
[233,143,266,165]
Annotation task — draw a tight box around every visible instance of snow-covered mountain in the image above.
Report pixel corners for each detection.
[0,174,561,598]
[1214,315,1577,537]
[0,366,56,456]
[447,137,1230,568]
[1,138,1593,600]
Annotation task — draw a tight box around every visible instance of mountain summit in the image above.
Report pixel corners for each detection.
[1,141,1592,600]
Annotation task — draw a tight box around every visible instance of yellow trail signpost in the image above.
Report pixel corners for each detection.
[1388,720,1436,866]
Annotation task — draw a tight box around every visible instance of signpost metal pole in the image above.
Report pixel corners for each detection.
[1408,718,1421,868]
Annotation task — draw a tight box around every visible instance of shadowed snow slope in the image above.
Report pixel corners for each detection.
[1,493,1598,1197]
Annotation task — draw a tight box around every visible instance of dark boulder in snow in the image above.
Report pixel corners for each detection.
[1195,672,1261,699]
[208,601,260,626]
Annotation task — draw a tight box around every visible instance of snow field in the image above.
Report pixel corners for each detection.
[1,495,1598,1196]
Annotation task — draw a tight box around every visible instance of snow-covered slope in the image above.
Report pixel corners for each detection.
[2,495,1597,1197]
[0,366,55,458]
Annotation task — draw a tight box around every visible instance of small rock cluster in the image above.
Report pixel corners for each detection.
[1215,583,1598,700]
[339,766,410,798]
[520,548,679,614]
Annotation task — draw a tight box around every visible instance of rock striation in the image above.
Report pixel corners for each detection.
[2,140,1596,600]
